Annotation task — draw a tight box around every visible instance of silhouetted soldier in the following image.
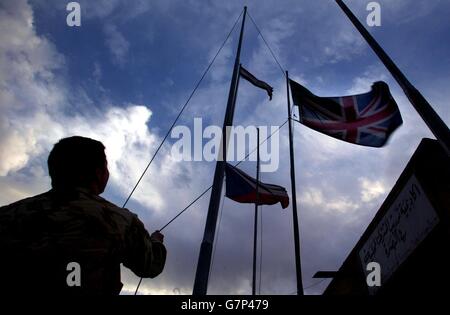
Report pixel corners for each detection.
[0,136,166,295]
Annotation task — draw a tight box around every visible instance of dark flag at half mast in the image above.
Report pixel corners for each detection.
[240,65,274,100]
[289,79,403,147]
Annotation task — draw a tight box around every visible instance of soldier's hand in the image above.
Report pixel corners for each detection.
[151,230,164,243]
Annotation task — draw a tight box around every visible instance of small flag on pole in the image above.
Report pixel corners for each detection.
[289,79,402,147]
[225,163,289,209]
[240,65,274,100]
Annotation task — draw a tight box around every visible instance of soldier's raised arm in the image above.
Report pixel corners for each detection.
[122,214,167,278]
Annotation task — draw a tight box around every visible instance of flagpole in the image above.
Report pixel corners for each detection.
[286,71,304,295]
[252,128,260,295]
[193,6,247,295]
[335,0,450,156]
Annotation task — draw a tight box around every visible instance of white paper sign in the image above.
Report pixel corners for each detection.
[359,174,439,294]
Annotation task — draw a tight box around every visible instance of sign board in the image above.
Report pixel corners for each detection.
[359,174,439,294]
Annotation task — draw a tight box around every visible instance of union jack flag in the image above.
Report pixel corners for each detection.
[289,79,403,147]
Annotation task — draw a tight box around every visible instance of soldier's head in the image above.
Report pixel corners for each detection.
[48,136,109,195]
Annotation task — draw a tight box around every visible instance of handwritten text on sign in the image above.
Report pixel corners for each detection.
[359,175,439,293]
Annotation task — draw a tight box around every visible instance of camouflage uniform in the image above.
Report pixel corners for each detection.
[0,188,166,295]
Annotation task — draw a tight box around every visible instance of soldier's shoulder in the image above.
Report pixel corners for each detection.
[84,193,138,223]
[0,192,53,225]
[0,191,51,211]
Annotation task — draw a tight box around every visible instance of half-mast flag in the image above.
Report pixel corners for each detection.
[225,163,289,209]
[289,79,403,147]
[240,65,273,100]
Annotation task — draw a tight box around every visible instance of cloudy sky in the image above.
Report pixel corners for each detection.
[0,0,449,295]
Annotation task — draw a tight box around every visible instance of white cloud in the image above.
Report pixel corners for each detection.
[328,198,359,213]
[0,0,65,175]
[62,105,168,211]
[103,23,130,66]
[0,103,169,212]
[322,29,365,64]
[378,0,443,25]
[0,4,65,114]
[346,66,389,94]
[299,187,359,214]
[248,15,295,75]
[79,0,153,20]
[0,112,61,176]
[93,62,102,81]
[359,177,386,203]
[82,0,122,19]
[300,187,325,207]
